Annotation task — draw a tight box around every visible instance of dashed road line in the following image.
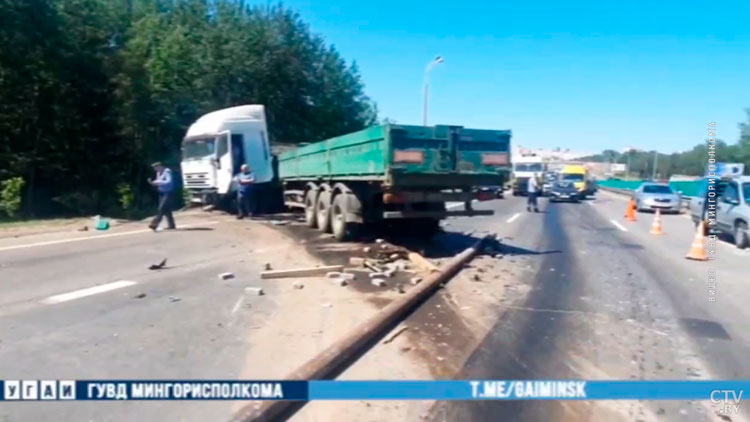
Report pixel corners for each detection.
[42,280,137,304]
[610,219,628,232]
[0,221,220,252]
[506,213,522,223]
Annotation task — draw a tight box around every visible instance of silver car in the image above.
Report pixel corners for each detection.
[634,183,683,213]
[689,176,750,249]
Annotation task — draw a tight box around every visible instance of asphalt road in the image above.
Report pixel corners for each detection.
[430,192,750,422]
[2,193,748,422]
[0,214,277,422]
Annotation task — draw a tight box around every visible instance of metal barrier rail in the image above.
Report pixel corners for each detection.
[597,186,693,209]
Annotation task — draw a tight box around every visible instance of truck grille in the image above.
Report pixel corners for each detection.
[185,172,211,188]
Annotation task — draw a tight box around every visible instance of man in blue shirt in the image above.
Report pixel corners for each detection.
[236,164,255,219]
[148,162,176,230]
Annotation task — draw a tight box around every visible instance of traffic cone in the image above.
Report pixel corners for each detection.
[649,209,664,235]
[685,221,708,261]
[625,198,637,222]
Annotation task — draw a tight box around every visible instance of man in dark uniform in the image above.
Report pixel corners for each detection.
[236,164,255,219]
[148,162,176,230]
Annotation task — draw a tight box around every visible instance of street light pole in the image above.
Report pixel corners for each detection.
[423,55,443,126]
[652,151,659,180]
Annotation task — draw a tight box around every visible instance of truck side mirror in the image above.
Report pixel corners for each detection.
[214,157,221,169]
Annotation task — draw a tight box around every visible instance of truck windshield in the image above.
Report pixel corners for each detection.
[744,183,750,204]
[515,163,543,172]
[562,173,584,181]
[182,138,215,160]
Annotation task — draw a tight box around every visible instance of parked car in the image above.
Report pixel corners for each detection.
[634,183,682,213]
[689,176,750,249]
[548,180,582,202]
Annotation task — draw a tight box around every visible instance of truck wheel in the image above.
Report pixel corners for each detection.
[331,194,359,241]
[316,190,332,233]
[304,189,318,228]
[735,222,749,249]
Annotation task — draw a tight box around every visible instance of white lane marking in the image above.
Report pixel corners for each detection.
[231,295,244,314]
[0,221,220,252]
[506,213,521,223]
[42,280,137,304]
[610,219,628,232]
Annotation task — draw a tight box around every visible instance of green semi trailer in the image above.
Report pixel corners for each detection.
[278,123,512,240]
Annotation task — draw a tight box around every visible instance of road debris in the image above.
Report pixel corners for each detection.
[292,282,304,289]
[270,220,289,226]
[332,278,348,287]
[218,272,235,280]
[260,265,343,279]
[363,247,372,253]
[326,271,342,278]
[148,258,167,270]
[371,278,387,287]
[338,272,356,280]
[349,257,365,266]
[244,287,265,296]
[368,272,386,279]
[396,284,406,294]
[410,277,422,285]
[134,293,147,299]
[383,326,409,344]
[168,297,181,302]
[78,226,88,232]
[375,238,385,244]
[264,263,272,271]
[408,252,439,272]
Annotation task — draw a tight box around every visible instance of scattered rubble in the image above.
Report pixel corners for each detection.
[338,272,356,280]
[349,257,365,266]
[332,278,348,287]
[410,277,422,285]
[244,287,265,296]
[292,282,304,289]
[375,239,385,244]
[363,247,372,253]
[326,271,342,279]
[148,258,167,270]
[371,278,387,287]
[368,272,386,279]
[218,272,235,280]
[260,265,344,279]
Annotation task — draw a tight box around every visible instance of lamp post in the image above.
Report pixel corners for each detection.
[423,55,444,126]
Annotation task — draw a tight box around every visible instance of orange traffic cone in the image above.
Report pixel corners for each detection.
[685,221,708,261]
[625,198,637,222]
[649,209,664,235]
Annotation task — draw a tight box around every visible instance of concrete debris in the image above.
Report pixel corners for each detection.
[381,244,389,250]
[410,277,422,285]
[326,271,342,279]
[472,274,481,282]
[202,205,215,212]
[292,282,304,289]
[368,272,386,279]
[270,220,289,225]
[363,247,372,253]
[384,269,396,278]
[148,258,167,270]
[134,293,147,299]
[364,261,384,273]
[332,278,348,287]
[244,287,265,296]
[375,238,385,244]
[389,253,401,260]
[78,226,88,231]
[260,265,344,279]
[397,284,406,294]
[349,257,365,266]
[264,263,272,271]
[338,272,356,280]
[218,272,235,280]
[371,278,387,287]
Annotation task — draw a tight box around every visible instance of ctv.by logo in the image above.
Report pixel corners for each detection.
[711,389,743,415]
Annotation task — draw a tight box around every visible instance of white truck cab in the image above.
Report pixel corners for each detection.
[181,105,273,205]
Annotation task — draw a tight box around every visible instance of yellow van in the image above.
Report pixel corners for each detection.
[560,165,594,196]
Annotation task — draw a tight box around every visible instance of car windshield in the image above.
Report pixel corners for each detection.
[562,173,584,181]
[744,183,750,204]
[642,185,672,194]
[182,138,215,159]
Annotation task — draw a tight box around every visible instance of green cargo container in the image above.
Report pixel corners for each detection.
[278,123,512,240]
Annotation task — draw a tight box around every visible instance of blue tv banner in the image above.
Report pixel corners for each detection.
[2,380,749,401]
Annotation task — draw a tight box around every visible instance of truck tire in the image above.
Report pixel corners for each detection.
[316,190,332,233]
[735,222,749,249]
[331,193,359,241]
[304,189,318,228]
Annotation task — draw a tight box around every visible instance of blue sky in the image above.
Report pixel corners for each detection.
[284,0,750,154]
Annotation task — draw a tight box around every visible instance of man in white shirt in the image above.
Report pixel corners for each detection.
[527,173,540,213]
